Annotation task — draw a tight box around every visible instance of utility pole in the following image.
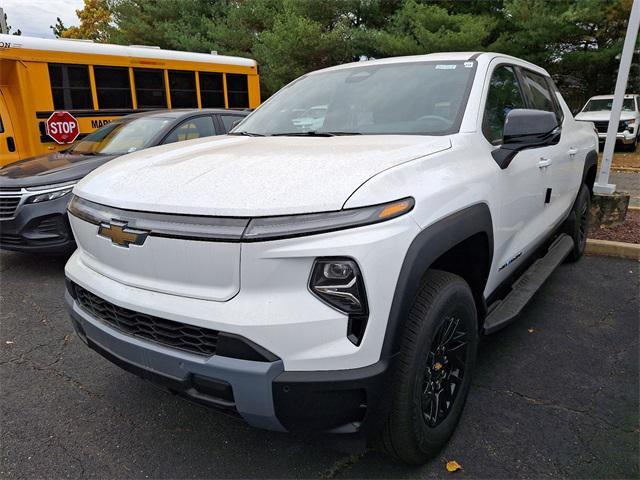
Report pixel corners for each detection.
[593,0,640,195]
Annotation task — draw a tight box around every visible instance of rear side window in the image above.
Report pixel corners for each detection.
[220,115,244,132]
[482,65,526,144]
[49,64,93,110]
[226,74,249,108]
[94,66,132,109]
[200,72,225,108]
[163,116,216,144]
[134,69,167,108]
[169,71,197,108]
[519,70,562,122]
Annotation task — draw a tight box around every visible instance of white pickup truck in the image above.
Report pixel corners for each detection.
[575,94,640,151]
[64,52,598,464]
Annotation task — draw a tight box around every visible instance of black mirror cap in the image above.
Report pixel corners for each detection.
[503,109,559,143]
[493,109,561,169]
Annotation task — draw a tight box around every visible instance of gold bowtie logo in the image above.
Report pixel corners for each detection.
[98,221,148,247]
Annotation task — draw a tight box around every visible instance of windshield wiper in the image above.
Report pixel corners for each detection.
[270,131,362,137]
[229,131,265,137]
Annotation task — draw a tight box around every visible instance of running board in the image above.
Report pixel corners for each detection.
[483,234,574,334]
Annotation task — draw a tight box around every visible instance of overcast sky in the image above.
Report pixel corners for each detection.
[2,0,83,38]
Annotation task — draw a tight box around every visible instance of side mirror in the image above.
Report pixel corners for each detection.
[492,109,560,169]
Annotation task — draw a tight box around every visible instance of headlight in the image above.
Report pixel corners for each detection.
[309,258,368,346]
[243,197,414,241]
[68,195,414,242]
[26,188,73,204]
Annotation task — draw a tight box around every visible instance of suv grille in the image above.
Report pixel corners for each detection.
[0,196,21,219]
[74,285,219,356]
[593,120,626,134]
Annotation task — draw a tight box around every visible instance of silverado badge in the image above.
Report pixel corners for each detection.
[98,221,149,247]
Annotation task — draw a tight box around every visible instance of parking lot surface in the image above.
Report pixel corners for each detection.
[1,252,638,479]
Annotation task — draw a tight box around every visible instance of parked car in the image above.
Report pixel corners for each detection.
[575,94,639,151]
[0,108,248,253]
[64,53,597,464]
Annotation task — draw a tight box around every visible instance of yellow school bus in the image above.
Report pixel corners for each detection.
[0,34,260,165]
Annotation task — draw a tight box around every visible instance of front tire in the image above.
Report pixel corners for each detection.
[565,184,591,263]
[376,270,478,464]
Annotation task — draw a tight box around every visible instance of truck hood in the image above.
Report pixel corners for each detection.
[575,111,636,122]
[0,151,117,189]
[75,135,451,216]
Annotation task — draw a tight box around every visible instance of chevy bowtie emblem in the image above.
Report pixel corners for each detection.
[98,221,149,247]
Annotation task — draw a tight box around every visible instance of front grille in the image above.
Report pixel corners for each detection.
[593,120,626,134]
[0,233,23,245]
[0,196,21,219]
[74,284,219,356]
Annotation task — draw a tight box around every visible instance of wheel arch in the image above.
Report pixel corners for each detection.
[582,149,597,195]
[380,203,494,358]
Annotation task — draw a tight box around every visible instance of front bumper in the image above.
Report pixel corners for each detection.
[0,193,75,254]
[597,130,637,144]
[65,286,392,433]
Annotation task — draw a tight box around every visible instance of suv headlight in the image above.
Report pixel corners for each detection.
[26,182,76,204]
[309,258,369,346]
[622,119,636,131]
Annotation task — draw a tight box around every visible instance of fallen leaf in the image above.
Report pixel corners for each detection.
[5,341,14,345]
[446,460,462,472]
[527,328,535,333]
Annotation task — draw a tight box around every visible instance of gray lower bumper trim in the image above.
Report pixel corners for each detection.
[65,291,286,432]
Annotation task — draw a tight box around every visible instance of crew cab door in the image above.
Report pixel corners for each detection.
[0,90,20,166]
[517,68,577,227]
[481,63,549,285]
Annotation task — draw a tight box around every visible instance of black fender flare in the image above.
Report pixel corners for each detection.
[380,203,494,358]
[582,149,598,192]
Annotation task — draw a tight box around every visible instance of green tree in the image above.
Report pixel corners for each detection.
[50,17,67,38]
[4,12,22,35]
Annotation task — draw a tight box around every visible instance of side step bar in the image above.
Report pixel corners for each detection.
[483,234,574,334]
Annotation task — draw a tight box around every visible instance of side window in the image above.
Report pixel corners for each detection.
[163,116,216,144]
[94,66,132,109]
[482,65,526,144]
[169,70,197,108]
[199,72,225,108]
[134,69,167,108]
[0,115,4,134]
[226,74,249,108]
[48,63,93,110]
[220,115,243,133]
[520,70,561,122]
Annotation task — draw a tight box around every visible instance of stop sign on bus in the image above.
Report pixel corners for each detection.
[46,111,80,144]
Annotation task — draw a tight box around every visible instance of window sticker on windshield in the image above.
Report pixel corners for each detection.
[464,62,474,68]
[436,64,457,70]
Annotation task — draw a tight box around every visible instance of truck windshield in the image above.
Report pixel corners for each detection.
[582,98,636,112]
[70,117,171,155]
[233,61,476,136]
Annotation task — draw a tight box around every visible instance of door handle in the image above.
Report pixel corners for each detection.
[538,157,552,168]
[568,147,578,157]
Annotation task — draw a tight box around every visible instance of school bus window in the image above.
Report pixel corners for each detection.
[0,115,4,133]
[199,72,225,108]
[48,64,93,110]
[133,68,167,108]
[169,70,197,108]
[226,73,249,108]
[94,66,132,109]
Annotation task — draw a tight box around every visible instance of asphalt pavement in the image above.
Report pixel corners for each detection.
[611,171,639,208]
[1,251,638,479]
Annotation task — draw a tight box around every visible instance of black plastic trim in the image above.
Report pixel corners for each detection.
[272,358,392,433]
[380,204,494,358]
